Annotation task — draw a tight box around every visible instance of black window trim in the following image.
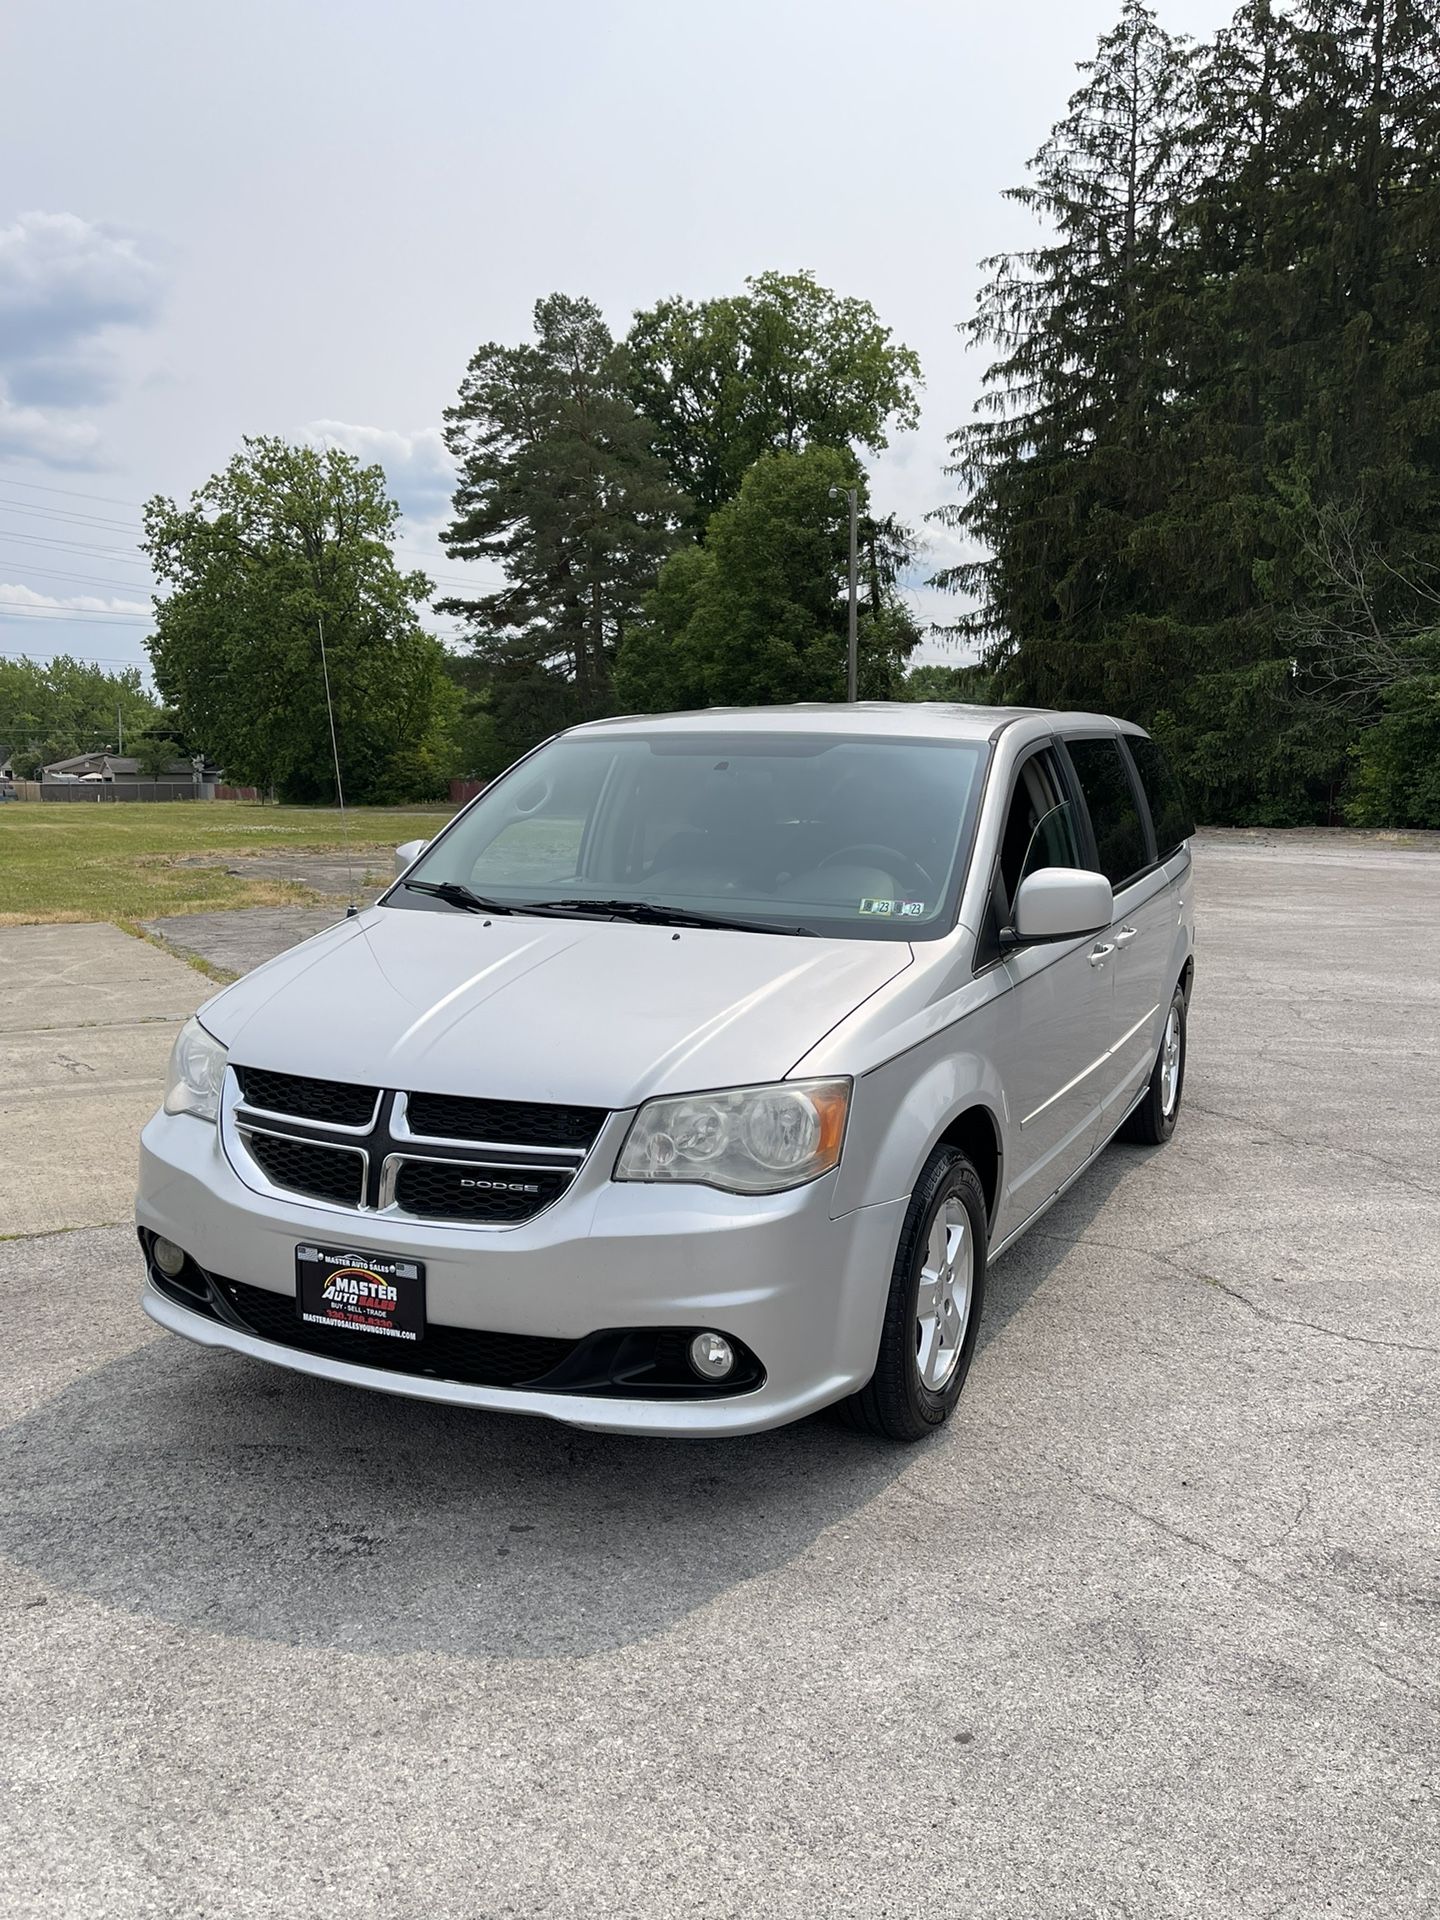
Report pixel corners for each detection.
[1057,730,1160,895]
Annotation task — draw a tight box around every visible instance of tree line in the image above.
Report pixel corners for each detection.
[941,0,1440,827]
[440,273,926,776]
[53,0,1434,826]
[0,656,166,779]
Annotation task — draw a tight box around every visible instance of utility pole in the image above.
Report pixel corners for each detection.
[830,485,860,701]
[117,704,123,754]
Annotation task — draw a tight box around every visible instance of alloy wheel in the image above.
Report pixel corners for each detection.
[915,1198,973,1392]
[1160,1004,1183,1117]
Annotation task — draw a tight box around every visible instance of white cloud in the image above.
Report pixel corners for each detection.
[302,420,456,529]
[0,581,149,615]
[0,394,103,467]
[0,211,164,361]
[0,212,167,466]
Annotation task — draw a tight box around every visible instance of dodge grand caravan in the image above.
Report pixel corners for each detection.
[137,704,1195,1442]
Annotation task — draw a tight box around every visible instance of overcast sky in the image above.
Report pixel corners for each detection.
[0,0,1238,692]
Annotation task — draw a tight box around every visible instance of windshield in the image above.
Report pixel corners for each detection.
[388,728,989,941]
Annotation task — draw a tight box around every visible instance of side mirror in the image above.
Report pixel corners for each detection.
[1006,867,1113,945]
[394,839,429,878]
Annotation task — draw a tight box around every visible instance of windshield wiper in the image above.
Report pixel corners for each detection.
[399,879,519,915]
[527,898,816,937]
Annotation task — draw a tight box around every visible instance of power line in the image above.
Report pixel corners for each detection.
[0,481,499,603]
[0,605,151,624]
[0,531,152,565]
[0,496,141,534]
[0,562,157,594]
[0,469,148,510]
[1,647,151,667]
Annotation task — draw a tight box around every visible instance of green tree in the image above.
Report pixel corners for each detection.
[933,0,1440,826]
[0,654,158,775]
[1347,637,1440,828]
[932,1,1193,675]
[143,438,457,803]
[615,448,919,711]
[1290,506,1440,827]
[901,661,995,703]
[441,294,685,726]
[628,271,923,530]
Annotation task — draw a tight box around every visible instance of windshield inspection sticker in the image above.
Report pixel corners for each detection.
[859,898,929,918]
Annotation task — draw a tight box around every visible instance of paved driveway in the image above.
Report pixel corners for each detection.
[0,924,208,1238]
[0,836,1437,1917]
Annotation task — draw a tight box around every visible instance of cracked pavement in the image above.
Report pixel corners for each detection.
[0,829,1437,1917]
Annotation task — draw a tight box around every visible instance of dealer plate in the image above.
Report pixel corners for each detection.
[295,1243,426,1343]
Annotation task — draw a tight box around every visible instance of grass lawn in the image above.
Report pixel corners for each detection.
[0,801,454,926]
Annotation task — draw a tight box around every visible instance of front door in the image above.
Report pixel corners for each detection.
[984,745,1116,1240]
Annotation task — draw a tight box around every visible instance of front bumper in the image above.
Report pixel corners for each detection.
[136,1109,906,1436]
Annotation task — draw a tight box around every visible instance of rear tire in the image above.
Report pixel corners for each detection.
[1120,982,1187,1146]
[838,1145,988,1443]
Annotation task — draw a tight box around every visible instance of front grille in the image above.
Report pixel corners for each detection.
[227,1071,607,1225]
[245,1130,365,1207]
[236,1067,377,1128]
[391,1158,573,1223]
[216,1277,576,1388]
[404,1091,604,1151]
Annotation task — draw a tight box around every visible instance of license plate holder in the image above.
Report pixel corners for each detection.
[295,1243,426,1343]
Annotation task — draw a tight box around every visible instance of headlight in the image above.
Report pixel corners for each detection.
[163,1017,228,1123]
[614,1079,851,1195]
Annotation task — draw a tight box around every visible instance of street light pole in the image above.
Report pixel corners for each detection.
[830,485,860,701]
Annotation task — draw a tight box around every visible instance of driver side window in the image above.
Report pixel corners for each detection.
[980,748,1081,964]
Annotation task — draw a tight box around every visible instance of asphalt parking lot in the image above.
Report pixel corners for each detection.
[1,831,1437,1918]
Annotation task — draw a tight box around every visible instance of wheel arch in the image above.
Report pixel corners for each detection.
[831,1044,1009,1235]
[934,1103,1003,1236]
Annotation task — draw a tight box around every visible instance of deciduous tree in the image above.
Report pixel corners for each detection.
[0,655,157,776]
[628,271,922,531]
[616,448,919,711]
[143,438,457,803]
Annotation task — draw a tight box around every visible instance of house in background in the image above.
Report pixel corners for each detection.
[39,752,224,799]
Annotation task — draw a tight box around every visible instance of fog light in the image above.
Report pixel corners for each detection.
[688,1331,734,1381]
[152,1236,187,1279]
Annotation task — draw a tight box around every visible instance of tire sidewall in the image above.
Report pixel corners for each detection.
[899,1151,989,1430]
[1154,984,1187,1141]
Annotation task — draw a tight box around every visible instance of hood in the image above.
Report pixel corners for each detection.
[200,904,912,1109]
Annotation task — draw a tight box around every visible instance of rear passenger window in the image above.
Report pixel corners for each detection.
[1066,737,1151,888]
[1127,736,1195,858]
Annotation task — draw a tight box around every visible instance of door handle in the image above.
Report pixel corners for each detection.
[1089,943,1115,967]
[1113,925,1137,946]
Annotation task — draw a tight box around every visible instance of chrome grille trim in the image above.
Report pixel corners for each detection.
[234,1121,371,1207]
[220,1068,601,1228]
[234,1099,382,1139]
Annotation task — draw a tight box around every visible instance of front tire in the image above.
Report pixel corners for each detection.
[839,1145,988,1443]
[1120,981,1187,1146]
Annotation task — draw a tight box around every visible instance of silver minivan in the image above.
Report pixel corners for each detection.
[137,704,1195,1442]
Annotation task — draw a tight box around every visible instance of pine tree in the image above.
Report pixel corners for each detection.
[933,0,1440,825]
[441,295,687,723]
[931,2,1194,709]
